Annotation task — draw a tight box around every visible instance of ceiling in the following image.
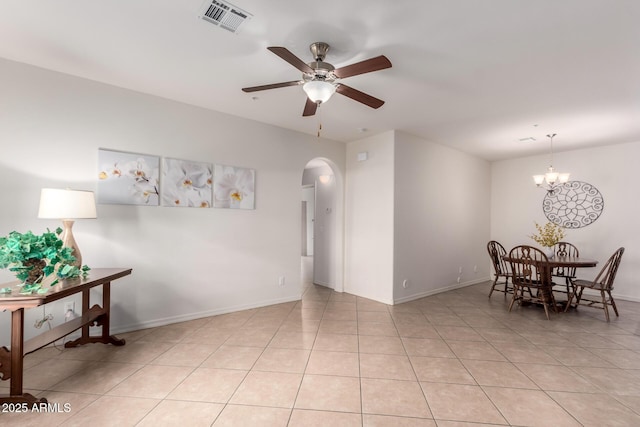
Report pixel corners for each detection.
[1,0,639,161]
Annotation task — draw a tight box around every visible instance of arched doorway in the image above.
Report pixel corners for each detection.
[301,157,344,292]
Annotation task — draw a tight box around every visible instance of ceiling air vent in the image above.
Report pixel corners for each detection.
[199,0,252,34]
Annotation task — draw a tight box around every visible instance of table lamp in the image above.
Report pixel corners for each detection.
[38,188,97,267]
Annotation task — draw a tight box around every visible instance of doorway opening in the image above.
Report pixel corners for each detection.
[300,157,344,292]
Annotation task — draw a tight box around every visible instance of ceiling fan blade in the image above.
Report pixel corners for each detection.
[302,98,318,116]
[335,84,385,109]
[267,47,315,74]
[242,80,303,93]
[333,55,392,79]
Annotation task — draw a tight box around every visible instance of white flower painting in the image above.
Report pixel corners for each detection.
[162,158,212,208]
[98,149,160,205]
[213,165,255,209]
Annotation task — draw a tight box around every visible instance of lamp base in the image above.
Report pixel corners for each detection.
[60,220,82,268]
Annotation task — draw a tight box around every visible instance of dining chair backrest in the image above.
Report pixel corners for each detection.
[508,245,549,286]
[487,240,514,297]
[553,241,580,278]
[487,240,509,275]
[591,247,625,291]
[554,242,579,258]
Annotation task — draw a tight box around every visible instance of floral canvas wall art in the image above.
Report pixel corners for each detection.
[98,149,160,205]
[213,165,255,209]
[161,158,212,208]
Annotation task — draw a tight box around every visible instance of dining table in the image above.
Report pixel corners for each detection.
[502,254,598,312]
[540,256,598,271]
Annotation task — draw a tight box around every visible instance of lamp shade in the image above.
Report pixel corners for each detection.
[545,170,559,185]
[303,81,336,104]
[533,175,545,185]
[38,188,97,219]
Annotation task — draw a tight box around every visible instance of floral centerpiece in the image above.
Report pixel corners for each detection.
[529,221,565,258]
[0,228,90,294]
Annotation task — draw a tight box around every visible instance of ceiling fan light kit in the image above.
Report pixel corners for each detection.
[303,80,336,104]
[242,42,391,117]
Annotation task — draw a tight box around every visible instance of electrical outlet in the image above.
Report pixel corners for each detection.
[458,267,463,274]
[278,276,285,286]
[474,265,478,273]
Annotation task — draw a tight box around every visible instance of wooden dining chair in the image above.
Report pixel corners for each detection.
[565,247,625,321]
[487,240,513,297]
[552,241,580,295]
[508,245,557,320]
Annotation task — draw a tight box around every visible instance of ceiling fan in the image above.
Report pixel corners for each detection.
[242,42,392,117]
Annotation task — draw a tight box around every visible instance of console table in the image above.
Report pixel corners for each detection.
[0,268,132,404]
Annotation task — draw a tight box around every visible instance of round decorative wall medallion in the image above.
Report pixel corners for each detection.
[542,181,604,229]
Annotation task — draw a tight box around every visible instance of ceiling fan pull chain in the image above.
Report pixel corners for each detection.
[317,103,323,138]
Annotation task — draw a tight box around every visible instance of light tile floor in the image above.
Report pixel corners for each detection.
[3,280,640,426]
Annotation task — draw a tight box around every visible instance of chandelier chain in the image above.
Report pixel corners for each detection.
[547,133,556,167]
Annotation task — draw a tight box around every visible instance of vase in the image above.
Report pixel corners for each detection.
[544,247,555,259]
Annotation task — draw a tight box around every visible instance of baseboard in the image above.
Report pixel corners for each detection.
[614,294,640,303]
[580,288,640,303]
[110,294,302,335]
[312,280,333,289]
[393,277,490,305]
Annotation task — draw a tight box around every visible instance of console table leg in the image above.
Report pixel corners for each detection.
[80,288,90,342]
[10,309,24,397]
[0,310,47,404]
[101,282,126,346]
[102,282,112,341]
[65,282,125,348]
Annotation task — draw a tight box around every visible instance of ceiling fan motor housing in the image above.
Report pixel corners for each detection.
[305,42,335,82]
[303,61,335,83]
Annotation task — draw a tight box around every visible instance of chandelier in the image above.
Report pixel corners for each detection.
[533,133,570,193]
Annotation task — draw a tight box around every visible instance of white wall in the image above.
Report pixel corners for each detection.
[0,58,346,345]
[344,132,395,304]
[491,141,640,301]
[393,132,492,302]
[344,131,491,305]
